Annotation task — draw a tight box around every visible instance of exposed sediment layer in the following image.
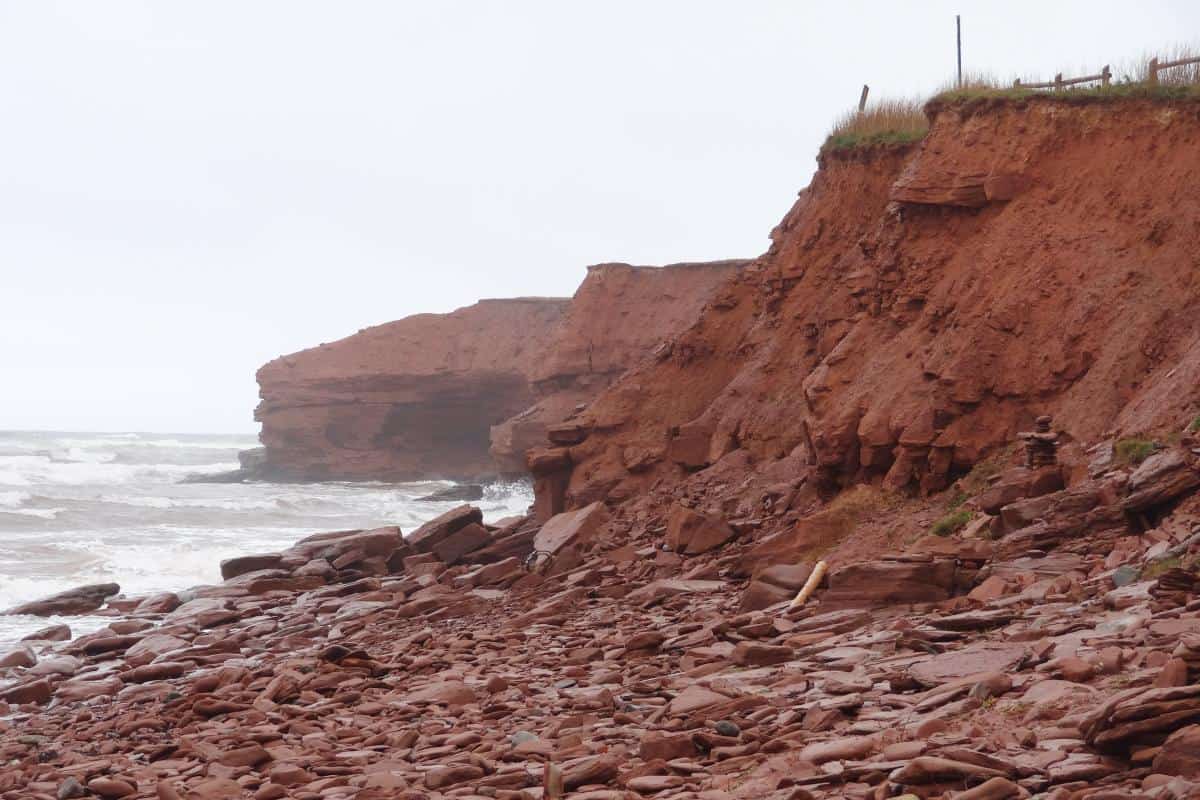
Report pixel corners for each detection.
[255,297,570,481]
[558,99,1200,514]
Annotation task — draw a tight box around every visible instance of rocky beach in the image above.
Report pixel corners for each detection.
[1,432,1199,799]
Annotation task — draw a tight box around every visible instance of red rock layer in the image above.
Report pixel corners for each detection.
[255,298,570,481]
[489,260,747,474]
[559,98,1200,510]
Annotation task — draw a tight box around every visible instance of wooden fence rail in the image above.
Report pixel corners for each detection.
[1015,66,1110,90]
[1011,54,1200,91]
[1148,55,1200,84]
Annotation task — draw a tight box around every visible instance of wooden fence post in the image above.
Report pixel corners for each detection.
[1148,57,1159,85]
[1102,65,1111,88]
[858,84,869,113]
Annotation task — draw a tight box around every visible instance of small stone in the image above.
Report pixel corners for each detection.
[714,720,740,737]
[0,647,36,668]
[219,742,272,767]
[86,778,136,799]
[1112,565,1140,587]
[57,777,86,800]
[425,764,485,789]
[732,641,793,666]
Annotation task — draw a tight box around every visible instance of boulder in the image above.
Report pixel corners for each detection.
[977,466,1063,515]
[408,506,483,553]
[1124,449,1200,512]
[431,522,492,565]
[0,647,36,668]
[533,502,610,556]
[3,583,120,616]
[220,553,284,581]
[823,559,957,607]
[294,526,405,562]
[739,563,813,612]
[1154,724,1200,778]
[133,592,181,614]
[668,419,714,469]
[0,678,52,705]
[665,505,736,554]
[21,624,71,642]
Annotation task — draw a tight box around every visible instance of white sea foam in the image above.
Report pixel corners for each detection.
[0,507,65,519]
[0,430,533,649]
[99,494,279,512]
[0,491,32,508]
[0,455,237,487]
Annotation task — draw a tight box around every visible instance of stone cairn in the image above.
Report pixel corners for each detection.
[1019,414,1059,468]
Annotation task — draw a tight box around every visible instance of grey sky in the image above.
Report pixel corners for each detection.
[2,1,1196,433]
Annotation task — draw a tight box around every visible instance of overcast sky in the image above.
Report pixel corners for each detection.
[2,1,1196,433]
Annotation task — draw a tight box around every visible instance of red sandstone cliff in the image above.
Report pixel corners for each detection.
[547,98,1200,517]
[255,298,569,481]
[255,261,742,481]
[489,260,747,473]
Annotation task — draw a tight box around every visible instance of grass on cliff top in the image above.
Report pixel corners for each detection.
[822,99,928,154]
[821,44,1200,154]
[932,45,1200,105]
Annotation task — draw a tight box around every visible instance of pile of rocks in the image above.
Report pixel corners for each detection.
[0,444,1199,798]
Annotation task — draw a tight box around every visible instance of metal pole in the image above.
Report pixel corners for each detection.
[956,15,962,87]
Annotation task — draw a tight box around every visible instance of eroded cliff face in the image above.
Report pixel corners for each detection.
[489,260,746,473]
[255,298,570,481]
[556,98,1200,514]
[255,261,743,481]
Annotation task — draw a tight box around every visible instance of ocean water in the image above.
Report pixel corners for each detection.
[0,430,532,649]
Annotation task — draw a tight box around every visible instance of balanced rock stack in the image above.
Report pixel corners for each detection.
[1019,414,1060,468]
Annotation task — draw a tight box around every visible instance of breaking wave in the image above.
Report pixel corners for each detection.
[0,430,533,648]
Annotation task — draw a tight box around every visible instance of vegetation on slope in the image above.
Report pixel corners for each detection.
[825,44,1200,153]
[822,99,928,154]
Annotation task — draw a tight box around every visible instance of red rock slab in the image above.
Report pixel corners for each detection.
[908,643,1029,687]
[0,678,51,705]
[533,502,611,556]
[406,680,476,706]
[220,553,285,581]
[3,583,120,616]
[408,506,484,553]
[665,505,736,555]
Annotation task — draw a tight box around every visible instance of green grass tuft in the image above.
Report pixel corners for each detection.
[822,98,928,155]
[1142,556,1183,580]
[930,509,973,537]
[1188,415,1200,434]
[1114,438,1157,465]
